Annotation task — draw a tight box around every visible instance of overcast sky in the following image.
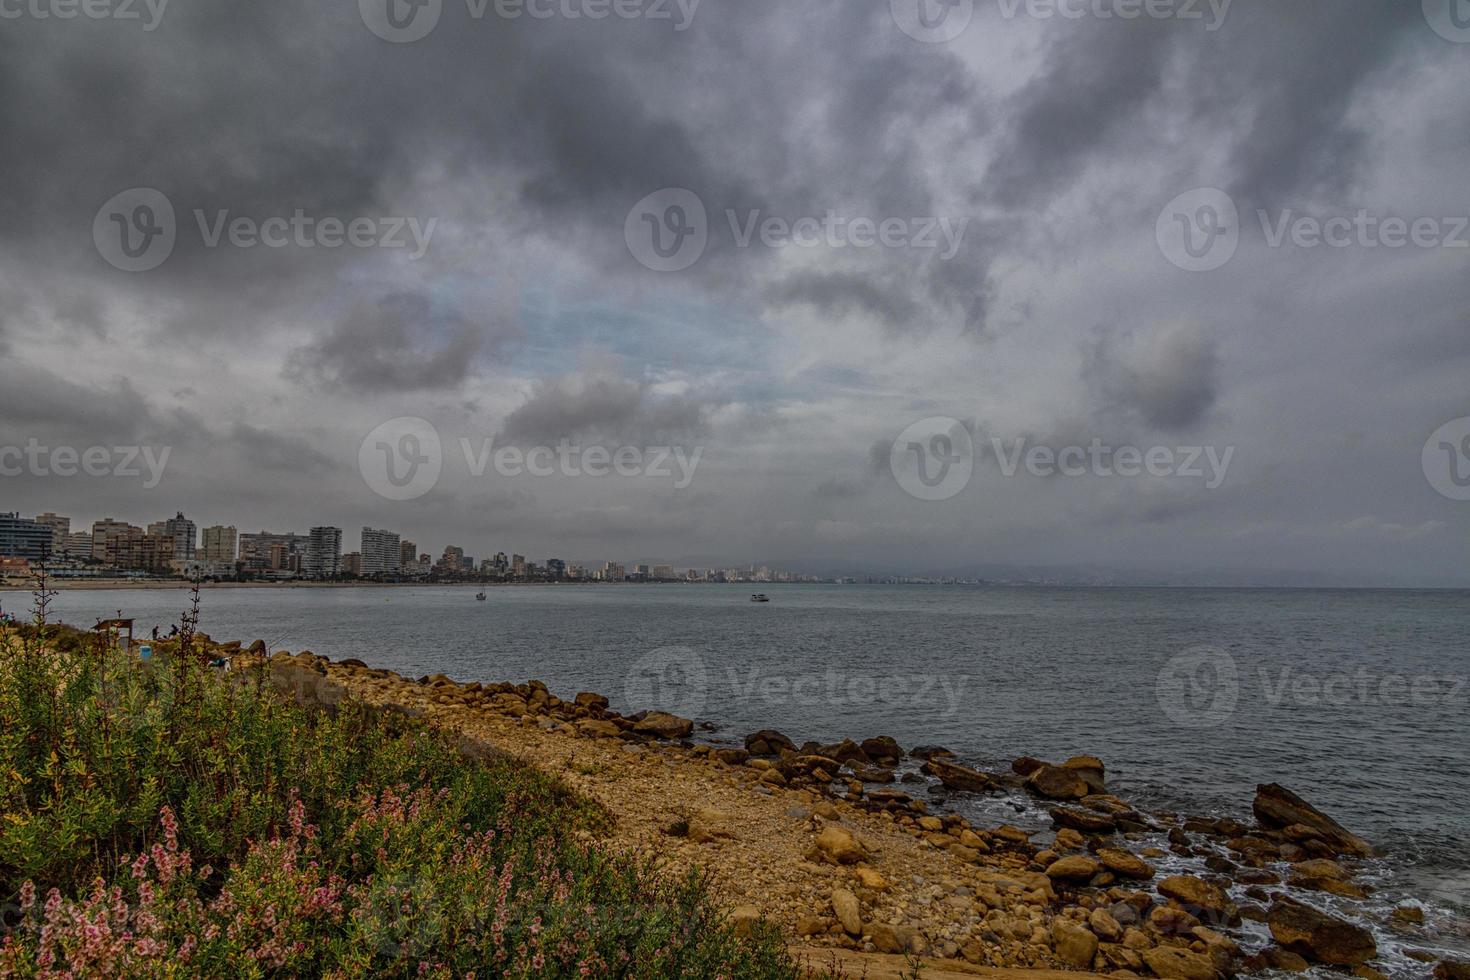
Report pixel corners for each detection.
[1,0,1467,585]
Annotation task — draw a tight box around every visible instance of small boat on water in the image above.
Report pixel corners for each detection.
[750,593,769,603]
[475,591,487,601]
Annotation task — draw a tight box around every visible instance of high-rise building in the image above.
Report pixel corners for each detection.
[547,558,566,579]
[65,531,92,557]
[0,513,52,560]
[360,527,401,577]
[90,518,135,560]
[652,564,676,581]
[239,531,306,570]
[438,546,465,573]
[304,526,343,579]
[511,554,526,578]
[201,525,237,563]
[600,561,625,581]
[400,540,417,566]
[32,513,70,554]
[341,552,363,577]
[147,512,197,560]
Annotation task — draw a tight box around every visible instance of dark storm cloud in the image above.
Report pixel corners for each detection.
[1086,321,1220,432]
[225,423,335,473]
[985,3,1427,207]
[286,293,518,392]
[498,367,712,446]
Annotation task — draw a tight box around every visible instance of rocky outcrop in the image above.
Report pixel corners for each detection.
[1025,764,1089,800]
[1157,876,1240,926]
[1267,896,1377,966]
[1253,784,1374,857]
[632,711,693,739]
[1142,945,1220,980]
[744,729,796,756]
[922,757,993,793]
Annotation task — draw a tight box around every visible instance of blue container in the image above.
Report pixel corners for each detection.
[139,645,153,661]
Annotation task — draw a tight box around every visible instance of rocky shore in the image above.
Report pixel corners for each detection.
[216,639,1466,979]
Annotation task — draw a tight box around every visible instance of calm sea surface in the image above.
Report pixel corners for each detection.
[8,583,1469,963]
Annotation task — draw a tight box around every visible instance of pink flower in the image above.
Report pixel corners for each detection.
[18,880,35,910]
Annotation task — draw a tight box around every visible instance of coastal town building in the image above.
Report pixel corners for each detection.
[239,531,307,572]
[360,527,401,577]
[0,513,52,560]
[304,526,343,579]
[147,512,198,560]
[201,525,237,563]
[32,513,70,554]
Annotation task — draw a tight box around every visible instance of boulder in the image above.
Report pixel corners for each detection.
[854,866,889,891]
[859,735,904,764]
[1050,919,1098,968]
[712,747,750,766]
[830,887,862,936]
[1158,875,1240,926]
[1267,897,1377,966]
[818,739,871,766]
[575,718,621,739]
[1062,755,1107,794]
[1011,755,1046,776]
[868,922,903,954]
[908,745,955,760]
[573,692,609,710]
[632,711,693,739]
[1090,907,1124,942]
[1142,946,1220,980]
[1253,784,1373,857]
[1045,855,1102,882]
[814,825,867,865]
[1050,806,1117,834]
[1026,764,1089,800]
[744,729,796,756]
[1097,847,1156,879]
[923,757,993,793]
[1434,962,1470,980]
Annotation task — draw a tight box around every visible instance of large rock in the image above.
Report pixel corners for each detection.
[1434,961,1470,980]
[1267,897,1377,966]
[1142,945,1220,980]
[1050,919,1098,968]
[859,735,904,764]
[830,888,862,936]
[1026,764,1089,800]
[1050,806,1117,834]
[1253,784,1373,857]
[573,692,609,710]
[1097,847,1156,879]
[744,729,796,756]
[1045,855,1102,882]
[1062,755,1107,794]
[1157,876,1240,926]
[923,757,993,793]
[814,825,867,865]
[632,711,693,739]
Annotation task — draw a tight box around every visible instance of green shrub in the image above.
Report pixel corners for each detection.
[0,623,800,978]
